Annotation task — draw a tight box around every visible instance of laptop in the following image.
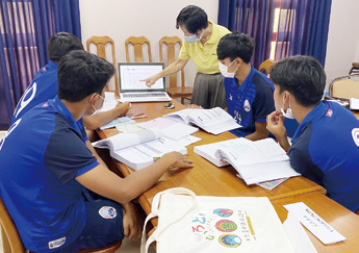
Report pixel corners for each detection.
[118,62,171,102]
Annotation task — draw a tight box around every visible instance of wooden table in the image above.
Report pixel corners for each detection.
[99,100,325,220]
[272,191,359,253]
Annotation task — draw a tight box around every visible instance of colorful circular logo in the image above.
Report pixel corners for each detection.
[219,234,242,248]
[215,219,237,232]
[213,208,233,218]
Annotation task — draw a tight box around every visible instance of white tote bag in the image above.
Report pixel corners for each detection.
[141,188,294,253]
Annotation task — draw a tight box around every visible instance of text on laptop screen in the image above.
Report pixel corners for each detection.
[119,64,164,91]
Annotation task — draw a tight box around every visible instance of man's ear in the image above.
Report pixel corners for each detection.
[88,93,97,104]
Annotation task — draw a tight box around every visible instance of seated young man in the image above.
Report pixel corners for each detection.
[0,51,193,252]
[216,32,275,140]
[266,55,359,213]
[12,32,130,132]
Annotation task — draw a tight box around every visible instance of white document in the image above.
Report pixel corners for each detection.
[92,128,162,151]
[194,138,300,185]
[96,92,118,113]
[283,211,317,253]
[164,107,241,135]
[350,98,359,110]
[284,202,346,245]
[138,117,199,141]
[116,123,143,133]
[163,135,201,147]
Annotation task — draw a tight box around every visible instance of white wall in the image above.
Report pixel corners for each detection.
[324,0,359,89]
[79,0,219,89]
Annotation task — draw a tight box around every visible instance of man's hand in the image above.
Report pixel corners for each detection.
[116,102,131,117]
[161,152,193,171]
[266,111,286,138]
[141,74,159,88]
[122,202,142,239]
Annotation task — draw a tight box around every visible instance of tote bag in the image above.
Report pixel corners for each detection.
[141,188,294,253]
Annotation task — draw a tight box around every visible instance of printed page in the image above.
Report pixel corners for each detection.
[92,128,162,151]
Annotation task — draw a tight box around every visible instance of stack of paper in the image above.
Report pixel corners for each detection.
[194,138,300,185]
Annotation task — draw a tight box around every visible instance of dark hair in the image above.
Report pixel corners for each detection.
[58,50,114,102]
[270,55,326,107]
[176,5,208,34]
[217,32,254,63]
[48,32,84,62]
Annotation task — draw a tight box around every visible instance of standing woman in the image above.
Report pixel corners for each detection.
[142,5,230,109]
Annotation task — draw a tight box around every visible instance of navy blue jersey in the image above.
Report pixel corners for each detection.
[0,96,99,252]
[224,67,275,137]
[289,101,359,212]
[11,61,88,141]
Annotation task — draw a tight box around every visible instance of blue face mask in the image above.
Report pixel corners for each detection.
[184,30,204,44]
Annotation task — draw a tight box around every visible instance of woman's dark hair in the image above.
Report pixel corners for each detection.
[217,32,254,63]
[176,5,208,34]
[270,55,326,107]
[48,32,84,62]
[58,51,114,102]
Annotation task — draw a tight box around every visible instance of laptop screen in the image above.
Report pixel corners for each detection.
[118,63,165,92]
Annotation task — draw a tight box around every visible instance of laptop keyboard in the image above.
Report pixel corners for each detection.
[123,92,168,98]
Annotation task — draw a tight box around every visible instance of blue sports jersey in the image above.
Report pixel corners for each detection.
[289,101,359,212]
[11,61,88,141]
[224,67,275,137]
[0,96,99,252]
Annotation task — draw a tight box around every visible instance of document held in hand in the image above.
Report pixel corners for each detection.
[93,128,187,170]
[194,138,300,185]
[163,107,241,135]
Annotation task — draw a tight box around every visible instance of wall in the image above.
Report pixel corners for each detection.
[80,0,359,91]
[324,0,359,89]
[79,0,219,90]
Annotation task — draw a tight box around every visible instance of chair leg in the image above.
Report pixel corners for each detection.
[181,97,185,104]
[1,226,11,253]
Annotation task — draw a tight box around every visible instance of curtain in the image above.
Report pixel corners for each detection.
[274,0,332,66]
[218,0,277,68]
[0,0,81,130]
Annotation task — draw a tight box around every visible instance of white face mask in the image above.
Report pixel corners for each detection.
[281,95,295,119]
[184,30,204,43]
[219,60,238,78]
[89,93,104,115]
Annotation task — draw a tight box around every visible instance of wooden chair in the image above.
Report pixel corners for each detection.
[86,36,120,97]
[159,36,193,104]
[258,59,276,76]
[329,74,359,100]
[0,197,122,253]
[125,36,152,62]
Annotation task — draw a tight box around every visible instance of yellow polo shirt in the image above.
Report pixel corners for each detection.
[178,21,230,74]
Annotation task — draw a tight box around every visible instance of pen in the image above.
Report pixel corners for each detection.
[130,114,148,120]
[246,213,256,240]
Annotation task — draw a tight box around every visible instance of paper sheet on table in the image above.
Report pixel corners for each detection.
[139,117,198,140]
[116,123,142,133]
[163,135,201,147]
[284,202,346,245]
[100,117,134,130]
[283,211,317,253]
[97,92,119,113]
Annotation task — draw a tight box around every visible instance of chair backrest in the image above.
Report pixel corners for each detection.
[86,36,119,96]
[330,75,359,100]
[258,59,276,76]
[125,36,152,63]
[0,197,26,253]
[159,36,185,89]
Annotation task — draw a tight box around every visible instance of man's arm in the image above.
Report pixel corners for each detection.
[76,152,193,205]
[141,59,188,87]
[83,102,131,130]
[245,122,269,141]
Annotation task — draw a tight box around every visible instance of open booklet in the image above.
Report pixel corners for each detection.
[163,107,241,135]
[194,138,300,185]
[93,128,187,170]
